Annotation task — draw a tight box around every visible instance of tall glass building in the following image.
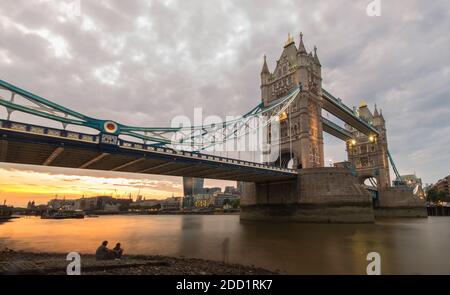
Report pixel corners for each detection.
[182,177,204,209]
[183,177,204,197]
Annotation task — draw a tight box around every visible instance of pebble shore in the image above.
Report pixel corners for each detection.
[0,249,279,275]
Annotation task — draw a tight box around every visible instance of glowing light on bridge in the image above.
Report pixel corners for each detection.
[279,112,288,122]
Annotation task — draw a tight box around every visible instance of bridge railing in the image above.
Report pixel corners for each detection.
[0,119,297,174]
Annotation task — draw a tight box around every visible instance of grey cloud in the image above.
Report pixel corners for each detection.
[0,0,449,184]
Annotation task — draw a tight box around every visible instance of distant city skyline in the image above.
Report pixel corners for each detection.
[0,163,235,207]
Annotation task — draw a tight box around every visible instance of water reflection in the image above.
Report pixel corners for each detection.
[1,215,450,274]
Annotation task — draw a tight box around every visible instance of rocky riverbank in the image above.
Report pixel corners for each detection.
[0,249,279,275]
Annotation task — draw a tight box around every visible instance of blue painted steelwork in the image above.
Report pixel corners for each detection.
[387,149,406,186]
[0,79,372,147]
[0,79,300,151]
[0,79,113,132]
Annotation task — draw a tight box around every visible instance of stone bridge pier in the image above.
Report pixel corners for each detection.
[240,167,374,223]
[376,188,427,218]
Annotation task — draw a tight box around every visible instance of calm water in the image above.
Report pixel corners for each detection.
[1,215,450,274]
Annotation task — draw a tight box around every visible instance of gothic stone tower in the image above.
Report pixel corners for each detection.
[346,103,391,189]
[260,33,324,169]
[344,104,427,217]
[241,33,375,223]
[241,34,425,222]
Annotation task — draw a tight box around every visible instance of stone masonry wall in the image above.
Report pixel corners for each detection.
[241,167,374,223]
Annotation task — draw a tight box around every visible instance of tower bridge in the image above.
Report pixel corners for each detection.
[0,33,426,222]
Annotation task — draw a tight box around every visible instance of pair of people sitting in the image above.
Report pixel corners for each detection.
[95,241,124,260]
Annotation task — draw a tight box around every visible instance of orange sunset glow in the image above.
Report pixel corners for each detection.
[0,163,234,207]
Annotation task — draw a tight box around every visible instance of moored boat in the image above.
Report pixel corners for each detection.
[41,210,85,219]
[86,214,99,218]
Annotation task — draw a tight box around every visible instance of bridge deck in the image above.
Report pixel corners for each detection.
[322,89,379,137]
[0,120,297,183]
[321,117,352,141]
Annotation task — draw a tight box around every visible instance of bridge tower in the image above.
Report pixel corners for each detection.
[261,33,324,169]
[346,103,391,189]
[344,103,426,217]
[243,34,424,222]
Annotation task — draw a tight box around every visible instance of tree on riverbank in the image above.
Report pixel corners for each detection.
[427,187,450,203]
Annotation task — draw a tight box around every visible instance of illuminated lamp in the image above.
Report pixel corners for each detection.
[279,112,288,122]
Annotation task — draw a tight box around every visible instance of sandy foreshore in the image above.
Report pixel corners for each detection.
[0,249,279,275]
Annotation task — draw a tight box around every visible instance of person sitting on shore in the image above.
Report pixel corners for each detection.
[113,243,124,259]
[95,241,115,260]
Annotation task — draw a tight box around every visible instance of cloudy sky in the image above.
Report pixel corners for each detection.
[0,0,449,206]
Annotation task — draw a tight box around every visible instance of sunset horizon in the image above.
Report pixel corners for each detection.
[0,163,235,207]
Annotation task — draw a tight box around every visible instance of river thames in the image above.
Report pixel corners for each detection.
[1,215,450,274]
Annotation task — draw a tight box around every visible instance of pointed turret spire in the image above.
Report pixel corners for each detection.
[261,55,270,75]
[298,32,307,54]
[374,104,379,116]
[377,108,385,123]
[313,46,321,66]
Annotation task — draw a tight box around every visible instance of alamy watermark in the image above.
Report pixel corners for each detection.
[66,252,81,275]
[63,251,380,275]
[366,252,381,275]
[366,0,382,17]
